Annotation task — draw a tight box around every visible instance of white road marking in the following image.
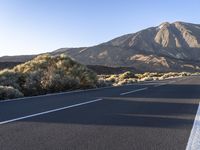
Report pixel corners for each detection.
[154,83,168,87]
[154,79,177,87]
[0,98,102,125]
[186,102,200,150]
[120,87,148,96]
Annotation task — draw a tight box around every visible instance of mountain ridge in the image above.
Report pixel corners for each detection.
[1,21,200,72]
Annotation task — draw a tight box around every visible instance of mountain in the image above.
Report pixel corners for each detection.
[1,21,200,72]
[0,55,36,62]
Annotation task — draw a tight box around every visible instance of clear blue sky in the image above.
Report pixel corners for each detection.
[0,0,199,56]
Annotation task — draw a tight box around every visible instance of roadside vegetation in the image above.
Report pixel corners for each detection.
[98,71,200,87]
[0,54,97,100]
[0,54,199,101]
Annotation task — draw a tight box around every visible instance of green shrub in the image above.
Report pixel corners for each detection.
[139,76,153,81]
[0,86,24,100]
[180,72,191,76]
[22,70,44,95]
[0,70,23,90]
[106,75,117,83]
[162,72,179,79]
[0,54,97,99]
[119,71,135,80]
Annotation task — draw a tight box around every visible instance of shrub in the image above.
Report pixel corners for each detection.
[119,71,135,80]
[0,86,24,100]
[22,70,44,95]
[139,76,153,81]
[97,79,112,87]
[106,75,117,83]
[0,54,98,99]
[0,69,23,90]
[161,72,179,79]
[98,71,194,87]
[148,72,163,77]
[180,72,191,76]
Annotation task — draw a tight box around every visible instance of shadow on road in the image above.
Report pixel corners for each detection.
[122,84,200,99]
[17,83,200,129]
[24,97,199,129]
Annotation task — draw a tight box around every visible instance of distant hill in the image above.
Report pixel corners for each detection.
[0,55,36,62]
[1,21,200,72]
[0,62,23,70]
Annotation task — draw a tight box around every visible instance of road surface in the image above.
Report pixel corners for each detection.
[0,76,200,150]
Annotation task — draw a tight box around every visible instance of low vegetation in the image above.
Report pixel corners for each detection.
[0,54,97,100]
[98,71,199,86]
[0,86,24,100]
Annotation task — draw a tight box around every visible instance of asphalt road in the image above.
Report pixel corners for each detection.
[0,76,200,150]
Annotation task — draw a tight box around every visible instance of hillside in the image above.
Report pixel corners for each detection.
[1,21,200,72]
[59,22,200,72]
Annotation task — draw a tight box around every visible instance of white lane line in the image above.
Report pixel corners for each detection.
[0,98,102,125]
[186,102,200,150]
[120,87,148,96]
[154,80,176,87]
[154,83,168,87]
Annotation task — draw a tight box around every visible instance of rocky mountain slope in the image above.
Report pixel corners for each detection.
[1,21,200,72]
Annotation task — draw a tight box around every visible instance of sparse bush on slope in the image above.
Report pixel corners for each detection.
[0,54,97,100]
[119,71,136,80]
[0,86,24,100]
[99,71,194,86]
[0,69,23,90]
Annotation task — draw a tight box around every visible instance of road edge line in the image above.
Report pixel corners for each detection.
[186,102,200,150]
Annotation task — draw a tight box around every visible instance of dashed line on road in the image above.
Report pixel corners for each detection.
[154,83,168,87]
[154,79,178,87]
[120,87,148,96]
[0,98,103,125]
